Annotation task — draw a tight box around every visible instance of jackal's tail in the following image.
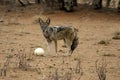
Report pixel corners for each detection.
[71,29,78,54]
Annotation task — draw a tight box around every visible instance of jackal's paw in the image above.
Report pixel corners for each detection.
[52,54,58,57]
[66,52,72,56]
[68,54,72,56]
[63,53,71,57]
[62,45,67,48]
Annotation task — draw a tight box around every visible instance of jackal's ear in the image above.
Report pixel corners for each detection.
[38,18,43,24]
[46,18,50,26]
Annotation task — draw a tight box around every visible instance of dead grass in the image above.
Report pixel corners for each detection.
[95,58,107,80]
[0,58,10,76]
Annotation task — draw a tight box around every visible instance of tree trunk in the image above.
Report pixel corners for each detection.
[56,0,65,10]
[35,0,41,4]
[106,0,111,8]
[92,0,102,9]
[0,0,4,5]
[118,0,120,12]
[73,0,77,6]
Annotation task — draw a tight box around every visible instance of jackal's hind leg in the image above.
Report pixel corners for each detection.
[67,47,72,56]
[65,39,72,56]
[62,39,67,48]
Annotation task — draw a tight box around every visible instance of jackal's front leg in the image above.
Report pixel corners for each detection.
[47,42,51,54]
[54,40,58,55]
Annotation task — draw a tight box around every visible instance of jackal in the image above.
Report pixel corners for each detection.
[38,18,78,55]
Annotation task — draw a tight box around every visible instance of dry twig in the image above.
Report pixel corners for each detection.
[95,59,107,80]
[0,58,10,76]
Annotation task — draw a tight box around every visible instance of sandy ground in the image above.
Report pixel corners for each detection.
[0,4,120,80]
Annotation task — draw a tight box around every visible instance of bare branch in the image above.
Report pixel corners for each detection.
[95,58,107,80]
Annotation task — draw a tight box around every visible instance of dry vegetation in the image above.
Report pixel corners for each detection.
[0,2,120,80]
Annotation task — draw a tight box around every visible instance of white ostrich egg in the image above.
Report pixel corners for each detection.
[34,48,45,56]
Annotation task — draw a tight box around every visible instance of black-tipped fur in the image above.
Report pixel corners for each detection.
[71,35,78,54]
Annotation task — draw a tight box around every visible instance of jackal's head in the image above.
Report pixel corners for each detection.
[38,18,50,32]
